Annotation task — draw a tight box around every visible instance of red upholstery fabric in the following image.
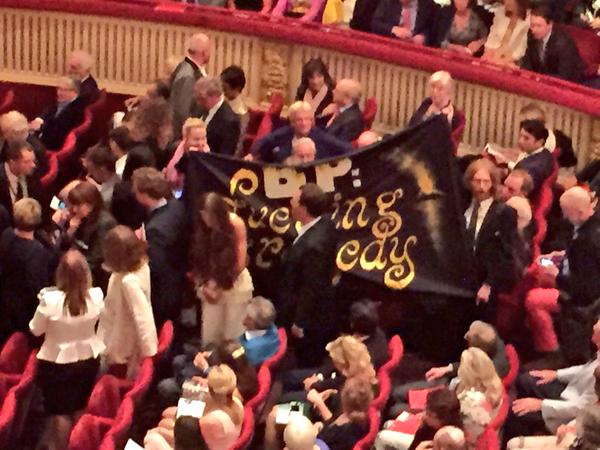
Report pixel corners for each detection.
[525,287,560,353]
[241,108,266,156]
[99,397,135,450]
[155,320,174,364]
[0,90,14,114]
[451,109,465,154]
[372,335,404,410]
[41,152,59,188]
[246,364,271,412]
[530,152,559,261]
[563,24,600,79]
[86,89,108,148]
[475,390,510,450]
[263,328,287,370]
[352,407,380,450]
[54,132,78,163]
[362,97,377,130]
[124,358,154,404]
[502,344,519,389]
[86,376,123,418]
[0,387,18,442]
[252,92,285,148]
[68,414,114,450]
[229,405,255,450]
[0,332,31,374]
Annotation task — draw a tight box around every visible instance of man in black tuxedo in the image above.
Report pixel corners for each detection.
[67,50,100,105]
[171,33,210,139]
[251,101,352,163]
[33,76,85,150]
[193,78,240,157]
[132,167,187,328]
[513,120,554,197]
[464,158,520,323]
[371,0,437,45]
[0,141,42,221]
[318,79,364,142]
[278,183,338,367]
[520,5,584,82]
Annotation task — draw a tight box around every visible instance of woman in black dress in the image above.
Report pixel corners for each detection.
[295,58,335,117]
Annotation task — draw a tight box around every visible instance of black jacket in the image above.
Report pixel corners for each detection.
[319,103,364,142]
[203,101,241,157]
[557,211,600,307]
[80,76,100,105]
[0,164,43,222]
[252,126,352,163]
[295,86,333,118]
[371,0,437,45]
[144,199,188,327]
[38,97,85,150]
[471,200,520,293]
[0,135,48,179]
[514,149,554,198]
[520,27,585,82]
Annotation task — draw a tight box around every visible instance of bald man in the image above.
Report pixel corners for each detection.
[432,426,466,450]
[66,50,99,104]
[319,78,364,142]
[356,130,380,148]
[170,33,211,138]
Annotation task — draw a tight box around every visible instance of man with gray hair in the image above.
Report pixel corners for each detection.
[66,49,99,104]
[319,78,364,142]
[33,76,85,150]
[170,33,210,138]
[285,137,317,165]
[0,111,47,177]
[240,296,281,367]
[193,77,240,156]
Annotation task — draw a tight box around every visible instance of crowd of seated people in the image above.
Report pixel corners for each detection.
[2,21,600,450]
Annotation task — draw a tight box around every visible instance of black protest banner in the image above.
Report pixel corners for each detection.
[183,116,474,299]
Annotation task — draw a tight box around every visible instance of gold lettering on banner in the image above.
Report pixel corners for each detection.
[263,167,306,199]
[256,237,285,269]
[335,188,417,290]
[314,158,352,192]
[269,207,291,234]
[230,168,259,196]
[247,206,269,229]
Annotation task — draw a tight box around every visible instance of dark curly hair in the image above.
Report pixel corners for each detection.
[190,192,238,290]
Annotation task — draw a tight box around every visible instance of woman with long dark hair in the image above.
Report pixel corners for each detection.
[30,250,104,450]
[190,192,253,348]
[295,58,335,117]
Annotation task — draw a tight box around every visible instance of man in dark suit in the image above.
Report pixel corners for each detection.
[170,33,210,139]
[520,5,584,82]
[278,183,338,367]
[193,77,240,157]
[318,79,364,142]
[132,167,187,328]
[0,141,42,221]
[33,76,85,150]
[464,158,520,323]
[371,0,437,45]
[512,120,554,197]
[0,110,48,177]
[251,101,352,163]
[66,50,100,105]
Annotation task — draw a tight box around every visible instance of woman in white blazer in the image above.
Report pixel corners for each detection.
[30,249,105,450]
[482,0,530,66]
[98,225,157,379]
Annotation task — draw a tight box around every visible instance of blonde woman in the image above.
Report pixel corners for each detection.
[408,71,458,129]
[164,117,209,193]
[455,347,504,447]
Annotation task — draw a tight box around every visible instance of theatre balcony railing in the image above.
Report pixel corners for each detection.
[1,0,600,167]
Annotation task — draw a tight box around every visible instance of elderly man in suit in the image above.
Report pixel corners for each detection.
[32,76,85,150]
[132,167,187,328]
[278,183,338,367]
[0,111,48,177]
[66,50,99,104]
[170,33,210,139]
[318,79,364,142]
[252,101,352,163]
[371,0,437,45]
[0,141,41,220]
[520,5,584,82]
[192,77,240,157]
[463,158,520,323]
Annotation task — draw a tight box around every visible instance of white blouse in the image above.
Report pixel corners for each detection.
[30,287,105,364]
[485,6,530,62]
[98,263,157,372]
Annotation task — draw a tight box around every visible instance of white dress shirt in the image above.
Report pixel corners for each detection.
[464,197,494,240]
[508,146,548,170]
[204,96,225,126]
[98,263,157,376]
[4,162,26,205]
[30,287,105,364]
[293,216,321,244]
[541,354,600,432]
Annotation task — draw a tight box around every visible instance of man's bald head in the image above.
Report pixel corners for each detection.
[67,50,94,79]
[187,33,211,65]
[560,186,596,227]
[356,130,380,148]
[433,426,466,450]
[333,79,361,107]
